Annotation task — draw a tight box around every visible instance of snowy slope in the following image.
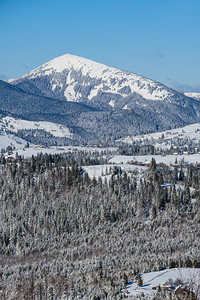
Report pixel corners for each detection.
[125,268,200,297]
[11,54,187,104]
[0,116,72,138]
[0,132,29,150]
[185,92,200,100]
[118,122,200,149]
[109,153,200,165]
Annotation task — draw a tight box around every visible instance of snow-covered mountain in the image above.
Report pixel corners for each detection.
[10,54,196,110]
[3,54,200,143]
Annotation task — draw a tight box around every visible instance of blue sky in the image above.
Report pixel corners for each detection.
[0,0,200,92]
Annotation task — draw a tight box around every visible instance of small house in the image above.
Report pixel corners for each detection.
[174,285,190,299]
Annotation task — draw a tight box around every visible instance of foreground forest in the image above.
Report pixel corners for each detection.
[0,152,199,299]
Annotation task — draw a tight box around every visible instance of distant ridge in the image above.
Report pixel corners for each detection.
[184,92,200,100]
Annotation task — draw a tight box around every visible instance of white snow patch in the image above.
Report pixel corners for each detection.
[64,85,76,101]
[123,104,130,110]
[109,100,115,107]
[88,84,103,100]
[52,84,57,91]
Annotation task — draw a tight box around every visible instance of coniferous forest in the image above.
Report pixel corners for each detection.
[0,152,199,299]
[1,0,200,299]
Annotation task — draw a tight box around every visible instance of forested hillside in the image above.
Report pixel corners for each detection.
[0,153,199,299]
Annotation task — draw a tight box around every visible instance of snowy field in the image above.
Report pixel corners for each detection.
[109,154,200,166]
[0,116,72,138]
[5,145,117,159]
[83,164,146,179]
[125,268,200,297]
[7,147,69,158]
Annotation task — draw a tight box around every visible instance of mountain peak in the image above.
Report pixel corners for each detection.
[22,53,126,84]
[12,53,177,103]
[41,53,111,74]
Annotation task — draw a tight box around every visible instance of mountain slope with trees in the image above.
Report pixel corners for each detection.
[0,152,199,299]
